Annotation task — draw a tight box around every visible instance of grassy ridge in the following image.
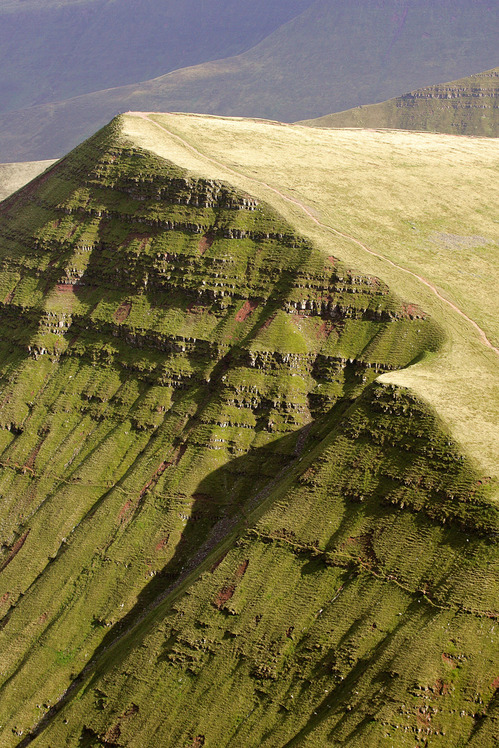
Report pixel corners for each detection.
[299,68,499,137]
[1,0,499,161]
[121,113,499,478]
[0,120,483,745]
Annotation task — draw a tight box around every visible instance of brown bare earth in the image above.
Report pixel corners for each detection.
[236,299,259,322]
[114,301,132,323]
[214,584,236,608]
[0,530,30,574]
[214,560,249,608]
[198,233,214,255]
[56,284,76,294]
[118,501,132,524]
[155,535,170,553]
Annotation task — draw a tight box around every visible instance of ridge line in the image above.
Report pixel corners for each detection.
[126,111,499,357]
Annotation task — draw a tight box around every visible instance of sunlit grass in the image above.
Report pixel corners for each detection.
[122,113,499,479]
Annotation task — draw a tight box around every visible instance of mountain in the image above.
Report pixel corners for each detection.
[299,68,499,136]
[0,113,497,746]
[0,0,313,114]
[0,0,498,161]
[0,159,55,202]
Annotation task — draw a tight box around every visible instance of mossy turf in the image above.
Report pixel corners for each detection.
[0,121,496,747]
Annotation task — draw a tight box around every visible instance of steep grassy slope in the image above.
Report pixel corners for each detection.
[0,160,55,202]
[34,386,499,748]
[1,0,498,161]
[0,119,497,747]
[299,68,499,137]
[121,113,499,477]
[0,0,312,114]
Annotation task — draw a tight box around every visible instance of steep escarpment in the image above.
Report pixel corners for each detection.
[301,67,499,137]
[35,385,499,748]
[0,118,496,747]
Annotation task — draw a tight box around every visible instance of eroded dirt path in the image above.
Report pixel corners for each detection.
[126,111,499,356]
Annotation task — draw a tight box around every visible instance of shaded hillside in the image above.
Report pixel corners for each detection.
[0,118,496,747]
[0,0,313,114]
[300,68,499,136]
[1,0,499,161]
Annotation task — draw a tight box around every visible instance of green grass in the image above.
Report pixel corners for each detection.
[123,112,499,478]
[299,67,499,137]
[0,116,496,747]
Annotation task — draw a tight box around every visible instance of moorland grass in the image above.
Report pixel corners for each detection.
[122,112,499,480]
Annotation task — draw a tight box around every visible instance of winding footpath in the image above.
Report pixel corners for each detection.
[127,111,499,357]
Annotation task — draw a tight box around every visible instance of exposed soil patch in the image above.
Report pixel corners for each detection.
[214,559,249,608]
[317,319,335,340]
[155,535,170,553]
[402,302,426,319]
[139,459,171,501]
[56,283,76,294]
[235,559,249,579]
[192,737,205,748]
[441,653,456,667]
[490,676,499,690]
[114,301,132,323]
[103,723,121,745]
[340,533,377,567]
[236,299,259,322]
[259,312,276,332]
[0,529,30,573]
[435,679,451,696]
[214,584,236,608]
[118,501,132,524]
[198,233,214,255]
[24,439,44,471]
[416,707,431,727]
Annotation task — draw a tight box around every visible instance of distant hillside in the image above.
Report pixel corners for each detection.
[0,0,312,113]
[0,0,498,161]
[0,160,55,201]
[299,68,499,136]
